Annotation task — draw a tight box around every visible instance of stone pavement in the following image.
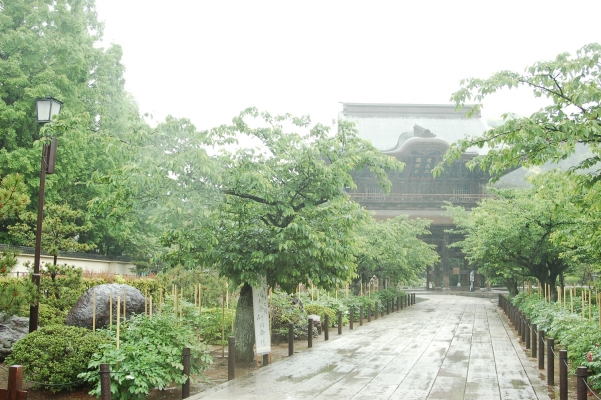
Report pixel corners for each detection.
[190,294,550,400]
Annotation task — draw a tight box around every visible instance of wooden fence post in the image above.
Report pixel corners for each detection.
[547,338,555,386]
[525,318,531,349]
[182,347,191,399]
[359,306,363,326]
[228,336,235,381]
[100,363,111,400]
[538,331,545,370]
[559,350,567,400]
[324,314,329,341]
[288,323,294,356]
[0,365,27,400]
[338,311,343,335]
[531,323,537,358]
[577,366,588,400]
[308,318,313,348]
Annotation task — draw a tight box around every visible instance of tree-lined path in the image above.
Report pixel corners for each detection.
[191,294,549,400]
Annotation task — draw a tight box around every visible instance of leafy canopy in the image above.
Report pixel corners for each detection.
[135,108,404,291]
[435,43,601,182]
[446,184,574,295]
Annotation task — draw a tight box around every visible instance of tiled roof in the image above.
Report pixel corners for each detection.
[339,103,489,154]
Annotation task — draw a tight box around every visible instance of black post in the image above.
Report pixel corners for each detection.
[263,354,269,367]
[375,302,379,320]
[228,336,235,381]
[577,366,588,400]
[559,350,567,400]
[350,308,354,330]
[386,299,390,315]
[517,312,522,340]
[182,347,191,398]
[29,142,50,333]
[538,331,545,370]
[100,363,111,400]
[324,314,329,341]
[547,338,555,386]
[532,324,537,358]
[525,318,530,349]
[338,311,342,335]
[397,296,400,311]
[308,318,313,348]
[288,323,294,356]
[368,303,371,322]
[359,306,363,326]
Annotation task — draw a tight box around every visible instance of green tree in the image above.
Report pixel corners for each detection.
[355,216,438,286]
[9,203,94,265]
[435,43,601,181]
[0,0,153,260]
[445,186,574,297]
[111,109,404,361]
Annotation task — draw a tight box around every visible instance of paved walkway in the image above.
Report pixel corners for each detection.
[191,294,550,400]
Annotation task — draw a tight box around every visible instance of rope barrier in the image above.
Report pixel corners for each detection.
[550,346,560,359]
[584,379,601,400]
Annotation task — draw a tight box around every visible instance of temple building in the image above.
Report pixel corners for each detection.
[340,103,491,290]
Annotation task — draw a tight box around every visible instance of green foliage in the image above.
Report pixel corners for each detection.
[270,290,307,337]
[0,252,36,316]
[36,263,86,311]
[436,43,601,180]
[356,216,438,284]
[6,325,110,392]
[0,174,30,220]
[446,186,572,296]
[157,266,226,309]
[512,293,601,388]
[80,313,212,400]
[195,307,236,345]
[10,203,95,262]
[304,304,337,326]
[38,303,67,326]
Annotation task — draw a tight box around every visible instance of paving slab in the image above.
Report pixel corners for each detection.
[190,294,550,400]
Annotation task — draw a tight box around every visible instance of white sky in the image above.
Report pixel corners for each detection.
[94,0,601,130]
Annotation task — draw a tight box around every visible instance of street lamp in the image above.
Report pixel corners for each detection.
[29,97,62,332]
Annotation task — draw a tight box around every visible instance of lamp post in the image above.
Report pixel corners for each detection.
[30,97,62,332]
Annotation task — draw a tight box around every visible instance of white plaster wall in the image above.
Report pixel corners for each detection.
[10,253,136,276]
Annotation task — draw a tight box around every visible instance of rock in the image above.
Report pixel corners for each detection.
[0,314,29,361]
[66,284,147,330]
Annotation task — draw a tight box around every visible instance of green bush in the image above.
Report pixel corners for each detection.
[80,313,212,400]
[511,293,601,389]
[39,303,67,326]
[270,290,307,338]
[304,304,337,327]
[195,307,236,345]
[6,325,110,392]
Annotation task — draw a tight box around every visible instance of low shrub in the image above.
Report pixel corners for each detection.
[511,292,601,389]
[80,313,212,400]
[270,290,307,338]
[304,304,337,327]
[196,307,236,345]
[6,325,110,392]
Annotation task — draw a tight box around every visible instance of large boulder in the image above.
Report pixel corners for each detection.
[66,284,146,330]
[0,314,29,361]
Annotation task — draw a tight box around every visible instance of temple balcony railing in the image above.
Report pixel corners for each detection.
[345,192,492,208]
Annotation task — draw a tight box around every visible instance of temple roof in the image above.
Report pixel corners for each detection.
[339,103,489,154]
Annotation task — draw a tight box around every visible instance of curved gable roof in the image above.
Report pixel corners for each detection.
[339,103,489,154]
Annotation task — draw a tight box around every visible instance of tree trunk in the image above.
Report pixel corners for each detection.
[233,282,255,363]
[505,278,519,297]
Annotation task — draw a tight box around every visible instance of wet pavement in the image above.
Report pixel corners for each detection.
[190,294,550,400]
